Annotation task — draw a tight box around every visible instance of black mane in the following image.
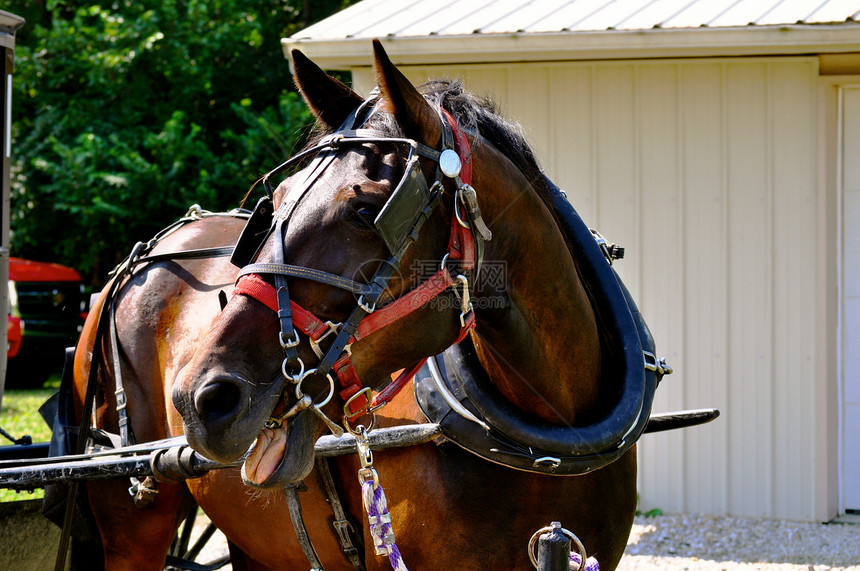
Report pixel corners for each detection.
[419,79,548,197]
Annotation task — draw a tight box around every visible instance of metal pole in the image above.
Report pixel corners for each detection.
[536,522,571,571]
[0,10,25,411]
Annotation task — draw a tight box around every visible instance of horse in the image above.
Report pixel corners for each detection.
[67,208,250,569]
[171,40,662,570]
[68,204,380,570]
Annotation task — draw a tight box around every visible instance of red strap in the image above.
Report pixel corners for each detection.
[334,352,367,416]
[440,110,477,270]
[442,109,472,185]
[365,311,475,413]
[446,216,476,269]
[232,274,328,341]
[354,267,455,341]
[371,358,428,409]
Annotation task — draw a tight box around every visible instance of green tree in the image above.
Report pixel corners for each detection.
[7,0,354,284]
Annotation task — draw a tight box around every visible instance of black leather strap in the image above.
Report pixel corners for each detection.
[316,458,365,571]
[285,485,324,570]
[238,263,375,296]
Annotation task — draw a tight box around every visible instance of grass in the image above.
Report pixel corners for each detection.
[0,376,60,502]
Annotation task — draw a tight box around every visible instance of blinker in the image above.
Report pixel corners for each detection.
[374,156,432,257]
[231,195,274,268]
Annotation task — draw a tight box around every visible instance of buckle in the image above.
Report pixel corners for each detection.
[357,295,377,313]
[279,329,300,349]
[310,321,342,359]
[343,387,373,420]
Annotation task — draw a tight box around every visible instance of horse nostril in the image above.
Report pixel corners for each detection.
[194,380,241,421]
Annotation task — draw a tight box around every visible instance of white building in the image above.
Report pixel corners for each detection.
[284,0,860,522]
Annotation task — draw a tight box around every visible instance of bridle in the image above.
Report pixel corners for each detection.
[230,95,492,435]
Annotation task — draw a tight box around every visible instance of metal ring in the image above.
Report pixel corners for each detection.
[343,409,376,436]
[294,368,336,409]
[453,189,471,229]
[527,523,587,571]
[281,356,305,384]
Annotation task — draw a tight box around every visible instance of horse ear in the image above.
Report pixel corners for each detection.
[372,40,442,149]
[292,49,364,130]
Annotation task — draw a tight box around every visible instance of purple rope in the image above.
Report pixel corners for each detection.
[362,479,408,571]
[570,552,600,571]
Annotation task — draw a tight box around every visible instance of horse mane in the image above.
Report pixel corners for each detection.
[419,80,549,199]
[418,80,573,257]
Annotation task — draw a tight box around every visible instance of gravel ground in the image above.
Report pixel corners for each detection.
[194,513,860,570]
[618,514,860,571]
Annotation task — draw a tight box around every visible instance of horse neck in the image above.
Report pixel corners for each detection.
[469,155,601,426]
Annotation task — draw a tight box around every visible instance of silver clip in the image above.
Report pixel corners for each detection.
[533,456,562,470]
[643,351,673,376]
[458,184,493,241]
[454,274,473,327]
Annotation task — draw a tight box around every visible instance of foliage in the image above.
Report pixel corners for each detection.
[6,0,355,284]
[634,493,664,517]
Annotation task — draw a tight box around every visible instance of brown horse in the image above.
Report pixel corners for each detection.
[171,41,658,570]
[72,207,373,570]
[69,209,248,569]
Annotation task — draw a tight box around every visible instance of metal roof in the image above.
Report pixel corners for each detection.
[292,0,860,41]
[0,10,26,50]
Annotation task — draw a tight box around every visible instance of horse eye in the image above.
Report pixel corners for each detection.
[350,204,379,226]
[356,206,376,220]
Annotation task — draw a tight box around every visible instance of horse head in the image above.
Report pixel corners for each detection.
[172,41,487,488]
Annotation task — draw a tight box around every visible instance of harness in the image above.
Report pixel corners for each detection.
[230,98,491,433]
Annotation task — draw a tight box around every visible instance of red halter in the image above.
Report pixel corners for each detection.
[232,111,478,420]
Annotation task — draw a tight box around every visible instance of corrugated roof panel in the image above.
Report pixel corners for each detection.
[525,0,615,31]
[569,0,645,30]
[458,0,552,34]
[806,0,860,23]
[659,0,740,28]
[291,0,860,40]
[365,0,464,37]
[294,0,400,39]
[707,0,784,27]
[480,0,570,33]
[614,0,699,30]
[346,0,445,37]
[756,0,830,26]
[392,0,477,36]
[411,0,519,35]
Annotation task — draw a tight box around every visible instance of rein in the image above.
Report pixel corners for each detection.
[231,103,488,432]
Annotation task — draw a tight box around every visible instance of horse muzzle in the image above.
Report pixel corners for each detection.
[172,366,286,464]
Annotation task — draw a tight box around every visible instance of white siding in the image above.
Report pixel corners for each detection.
[353,57,823,520]
[841,86,860,511]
